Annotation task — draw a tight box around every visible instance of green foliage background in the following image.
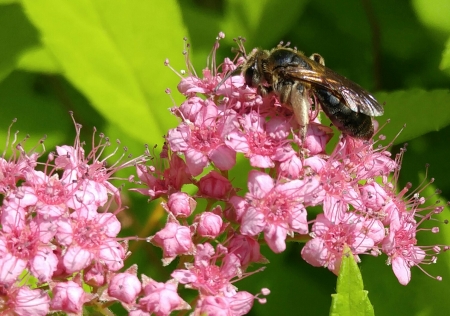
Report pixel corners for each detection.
[1,0,450,315]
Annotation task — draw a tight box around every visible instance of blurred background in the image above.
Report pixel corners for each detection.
[1,0,450,315]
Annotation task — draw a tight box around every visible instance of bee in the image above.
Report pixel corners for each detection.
[222,44,384,139]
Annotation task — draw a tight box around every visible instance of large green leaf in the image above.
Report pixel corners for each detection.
[374,89,450,144]
[17,46,61,74]
[21,0,187,146]
[221,0,309,49]
[412,0,450,34]
[440,37,450,74]
[0,71,74,148]
[330,246,374,316]
[0,3,40,82]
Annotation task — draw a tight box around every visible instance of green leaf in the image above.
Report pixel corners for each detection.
[17,46,61,74]
[0,0,17,4]
[374,89,450,144]
[330,246,374,316]
[21,0,187,146]
[412,0,450,34]
[0,3,40,82]
[440,36,450,74]
[221,0,309,48]
[0,71,74,149]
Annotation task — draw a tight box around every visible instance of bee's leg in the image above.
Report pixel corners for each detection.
[290,82,310,139]
[257,85,272,97]
[309,53,325,66]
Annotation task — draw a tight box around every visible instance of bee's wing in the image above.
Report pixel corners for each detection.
[284,62,384,117]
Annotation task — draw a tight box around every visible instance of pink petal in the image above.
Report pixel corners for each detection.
[264,224,287,253]
[240,207,266,236]
[209,145,236,171]
[99,240,125,271]
[0,254,27,284]
[392,256,411,285]
[301,238,328,267]
[249,154,275,168]
[247,170,273,198]
[63,246,93,273]
[185,148,208,176]
[30,248,58,282]
[225,132,250,153]
[289,205,308,234]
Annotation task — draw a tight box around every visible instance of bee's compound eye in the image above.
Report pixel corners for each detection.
[244,67,253,86]
[245,64,260,87]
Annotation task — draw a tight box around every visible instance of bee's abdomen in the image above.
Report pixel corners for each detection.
[315,88,374,139]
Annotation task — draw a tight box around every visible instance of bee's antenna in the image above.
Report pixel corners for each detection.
[233,36,248,58]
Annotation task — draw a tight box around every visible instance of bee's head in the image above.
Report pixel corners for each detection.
[214,48,270,92]
[242,49,270,88]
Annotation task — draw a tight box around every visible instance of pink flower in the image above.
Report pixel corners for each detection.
[21,170,71,217]
[167,103,237,176]
[194,291,255,316]
[239,170,309,253]
[53,122,146,209]
[0,219,58,283]
[61,246,95,274]
[56,212,124,273]
[171,243,241,296]
[177,69,220,95]
[382,220,425,285]
[0,151,38,194]
[225,112,291,168]
[359,181,388,213]
[301,213,378,274]
[150,221,194,265]
[331,136,396,179]
[136,277,190,316]
[50,281,86,314]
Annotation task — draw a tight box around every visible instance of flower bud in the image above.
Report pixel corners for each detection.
[198,171,232,199]
[109,272,142,304]
[197,212,223,238]
[167,192,196,217]
[50,281,85,314]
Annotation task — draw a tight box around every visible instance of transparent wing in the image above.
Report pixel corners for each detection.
[283,61,384,117]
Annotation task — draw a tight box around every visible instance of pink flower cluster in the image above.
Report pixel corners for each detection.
[0,33,448,315]
[134,33,448,309]
[0,119,180,315]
